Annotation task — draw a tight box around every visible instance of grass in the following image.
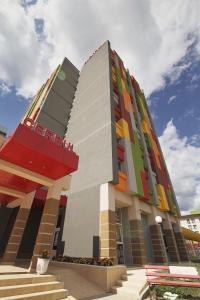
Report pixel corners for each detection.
[153,262,200,299]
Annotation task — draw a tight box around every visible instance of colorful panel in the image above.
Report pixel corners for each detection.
[111,49,178,214]
[130,75,178,214]
[112,51,150,200]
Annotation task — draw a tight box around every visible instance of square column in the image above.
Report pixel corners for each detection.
[31,176,71,269]
[162,213,180,263]
[173,222,189,262]
[100,184,117,263]
[128,197,147,265]
[149,207,168,264]
[2,191,36,263]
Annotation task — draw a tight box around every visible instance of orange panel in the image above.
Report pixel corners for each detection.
[114,171,127,192]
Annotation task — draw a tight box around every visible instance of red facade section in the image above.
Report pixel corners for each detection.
[0,123,79,180]
[117,144,124,161]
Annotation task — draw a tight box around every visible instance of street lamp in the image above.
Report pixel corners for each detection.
[155,216,168,262]
[155,216,162,224]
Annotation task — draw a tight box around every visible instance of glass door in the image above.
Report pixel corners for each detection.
[115,208,125,264]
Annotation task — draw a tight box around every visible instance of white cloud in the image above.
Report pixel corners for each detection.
[168,95,177,104]
[0,83,11,96]
[159,120,200,211]
[0,0,200,98]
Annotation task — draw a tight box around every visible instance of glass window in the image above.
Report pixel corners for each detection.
[116,224,123,243]
[115,208,122,224]
[113,92,119,104]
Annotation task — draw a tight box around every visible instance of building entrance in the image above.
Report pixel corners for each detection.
[141,214,153,263]
[115,208,125,264]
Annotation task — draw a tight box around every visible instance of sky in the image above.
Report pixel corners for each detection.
[0,0,200,212]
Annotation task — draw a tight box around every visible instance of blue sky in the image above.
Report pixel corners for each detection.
[0,0,200,212]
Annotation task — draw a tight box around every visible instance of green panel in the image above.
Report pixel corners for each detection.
[131,130,145,197]
[116,68,122,93]
[144,133,152,148]
[191,210,200,214]
[136,95,145,120]
[167,189,177,215]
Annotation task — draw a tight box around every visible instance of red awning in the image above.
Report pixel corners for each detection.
[0,123,78,203]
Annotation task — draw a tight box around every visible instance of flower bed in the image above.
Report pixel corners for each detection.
[52,255,114,266]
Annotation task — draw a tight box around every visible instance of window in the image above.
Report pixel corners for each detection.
[113,92,119,104]
[118,160,123,172]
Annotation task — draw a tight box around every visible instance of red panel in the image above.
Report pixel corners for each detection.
[32,188,67,208]
[117,144,124,161]
[140,170,149,200]
[0,193,15,204]
[0,170,42,193]
[0,124,79,180]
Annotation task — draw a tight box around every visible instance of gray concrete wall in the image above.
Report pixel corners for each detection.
[63,185,100,257]
[36,57,79,137]
[63,42,115,257]
[65,41,114,193]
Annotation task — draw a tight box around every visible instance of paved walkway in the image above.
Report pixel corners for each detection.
[0,265,28,274]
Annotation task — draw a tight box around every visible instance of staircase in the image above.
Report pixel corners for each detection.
[111,268,148,300]
[0,273,69,299]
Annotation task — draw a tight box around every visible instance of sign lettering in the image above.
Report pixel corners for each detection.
[23,117,73,151]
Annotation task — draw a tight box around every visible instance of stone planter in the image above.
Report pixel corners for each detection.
[36,258,50,274]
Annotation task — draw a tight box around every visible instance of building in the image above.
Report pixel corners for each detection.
[0,124,7,147]
[0,41,189,266]
[180,211,200,256]
[0,64,79,267]
[63,41,188,265]
[181,211,200,234]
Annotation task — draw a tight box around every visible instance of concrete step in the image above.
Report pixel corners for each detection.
[117,279,145,288]
[121,274,128,281]
[111,286,140,299]
[0,288,68,300]
[0,281,64,297]
[0,274,57,287]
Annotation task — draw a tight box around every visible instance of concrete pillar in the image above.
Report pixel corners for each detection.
[149,207,168,264]
[128,197,147,265]
[31,176,71,269]
[100,183,117,263]
[162,214,180,263]
[173,222,189,262]
[2,191,36,263]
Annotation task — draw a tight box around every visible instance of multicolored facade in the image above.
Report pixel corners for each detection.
[111,50,178,213]
[0,41,189,266]
[63,41,188,264]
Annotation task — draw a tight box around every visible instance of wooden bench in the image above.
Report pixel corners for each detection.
[144,265,200,299]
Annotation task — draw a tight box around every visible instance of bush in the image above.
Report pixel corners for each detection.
[51,255,114,266]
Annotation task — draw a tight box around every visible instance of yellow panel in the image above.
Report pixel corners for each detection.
[117,119,130,140]
[112,66,116,73]
[156,184,169,211]
[181,227,200,242]
[141,120,150,134]
[112,74,116,82]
